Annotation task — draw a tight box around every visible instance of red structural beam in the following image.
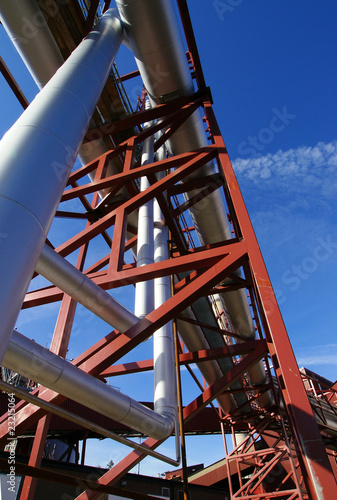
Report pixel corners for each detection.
[0,55,29,109]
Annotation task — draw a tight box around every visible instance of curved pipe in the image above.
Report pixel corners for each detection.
[116,0,254,339]
[116,0,271,406]
[0,8,123,362]
[2,331,175,440]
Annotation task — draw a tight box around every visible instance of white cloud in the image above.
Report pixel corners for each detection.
[296,343,337,369]
[233,140,337,198]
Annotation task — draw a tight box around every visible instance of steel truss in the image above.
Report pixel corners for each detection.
[0,88,336,499]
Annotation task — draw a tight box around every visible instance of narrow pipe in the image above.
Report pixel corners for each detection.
[153,169,177,424]
[0,8,124,362]
[0,379,179,466]
[2,331,175,440]
[134,99,154,318]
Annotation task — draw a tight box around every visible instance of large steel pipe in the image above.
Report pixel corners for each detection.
[0,0,132,198]
[0,0,64,88]
[2,331,175,440]
[116,0,254,339]
[0,8,124,362]
[36,245,138,333]
[116,0,272,407]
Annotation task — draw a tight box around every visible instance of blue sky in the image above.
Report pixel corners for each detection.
[1,0,337,476]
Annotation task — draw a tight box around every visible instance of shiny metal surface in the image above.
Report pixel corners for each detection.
[37,245,139,333]
[153,153,177,422]
[135,100,154,318]
[0,8,123,362]
[116,0,272,406]
[0,0,64,88]
[3,331,175,439]
[116,0,254,339]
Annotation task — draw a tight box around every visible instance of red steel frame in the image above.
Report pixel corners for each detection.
[1,2,337,499]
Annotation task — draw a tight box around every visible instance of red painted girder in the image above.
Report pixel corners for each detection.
[83,89,209,143]
[89,240,245,287]
[67,149,119,186]
[82,0,100,37]
[100,341,263,377]
[182,340,268,422]
[62,148,208,202]
[22,240,246,308]
[175,0,206,90]
[19,415,52,500]
[205,102,337,498]
[0,55,29,109]
[109,207,127,272]
[55,151,215,259]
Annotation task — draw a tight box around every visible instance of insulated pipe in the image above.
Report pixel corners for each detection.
[134,99,154,318]
[116,0,254,340]
[2,331,175,440]
[153,144,177,423]
[0,0,132,198]
[0,0,64,89]
[36,245,139,333]
[0,8,124,363]
[116,0,272,407]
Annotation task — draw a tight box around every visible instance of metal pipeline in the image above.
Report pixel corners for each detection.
[36,244,139,333]
[0,0,271,414]
[116,0,272,407]
[0,7,124,362]
[134,99,155,318]
[115,0,253,337]
[153,144,177,424]
[2,330,175,440]
[0,0,135,200]
[0,2,175,438]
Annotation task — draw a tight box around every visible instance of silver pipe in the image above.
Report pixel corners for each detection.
[2,331,174,440]
[115,0,254,339]
[36,244,139,333]
[134,99,154,318]
[153,146,177,424]
[0,0,64,89]
[0,8,123,362]
[116,0,273,407]
[0,379,180,466]
[0,0,132,199]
